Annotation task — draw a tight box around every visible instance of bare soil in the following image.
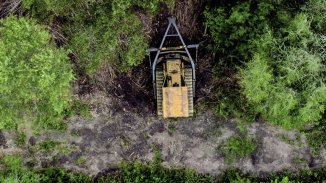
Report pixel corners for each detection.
[1,91,326,177]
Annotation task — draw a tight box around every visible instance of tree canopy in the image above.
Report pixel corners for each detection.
[0,16,74,129]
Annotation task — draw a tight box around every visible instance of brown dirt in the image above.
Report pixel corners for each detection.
[1,91,325,177]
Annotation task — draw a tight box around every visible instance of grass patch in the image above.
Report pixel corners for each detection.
[167,119,178,135]
[57,144,79,155]
[38,139,61,153]
[76,156,86,166]
[0,155,91,183]
[220,136,257,163]
[98,161,214,183]
[2,155,326,182]
[70,129,80,137]
[67,99,93,119]
[306,131,326,156]
[15,131,26,146]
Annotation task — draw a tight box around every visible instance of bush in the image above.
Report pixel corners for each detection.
[0,155,91,183]
[22,0,175,75]
[303,0,326,33]
[0,16,74,130]
[15,131,27,146]
[68,13,148,74]
[98,161,213,183]
[204,0,300,119]
[38,139,61,153]
[221,136,256,163]
[240,14,326,130]
[1,155,326,182]
[204,0,296,65]
[0,155,43,183]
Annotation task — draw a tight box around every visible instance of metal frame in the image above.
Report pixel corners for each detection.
[149,17,199,99]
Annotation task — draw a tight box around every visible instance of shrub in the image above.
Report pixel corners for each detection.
[66,99,92,119]
[240,14,326,130]
[21,0,94,20]
[68,13,148,74]
[22,0,175,75]
[204,0,299,119]
[0,16,74,130]
[221,136,256,163]
[98,161,213,183]
[303,0,326,33]
[0,155,43,183]
[15,131,27,146]
[0,155,91,183]
[204,0,293,65]
[38,139,61,153]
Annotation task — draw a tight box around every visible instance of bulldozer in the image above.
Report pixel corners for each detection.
[149,17,198,118]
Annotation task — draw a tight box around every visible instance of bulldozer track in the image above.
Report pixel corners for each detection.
[156,67,164,118]
[184,67,194,117]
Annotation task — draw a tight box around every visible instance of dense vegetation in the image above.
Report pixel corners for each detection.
[205,0,325,154]
[0,16,74,130]
[2,154,326,183]
[22,0,173,73]
[0,154,213,183]
[0,0,174,130]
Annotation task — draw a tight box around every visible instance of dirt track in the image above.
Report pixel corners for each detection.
[1,91,325,177]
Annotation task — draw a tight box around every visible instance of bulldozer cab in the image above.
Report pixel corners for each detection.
[164,60,183,87]
[149,17,198,118]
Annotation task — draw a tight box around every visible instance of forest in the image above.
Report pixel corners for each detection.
[0,0,325,182]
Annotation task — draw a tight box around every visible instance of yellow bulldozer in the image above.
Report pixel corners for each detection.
[149,17,198,118]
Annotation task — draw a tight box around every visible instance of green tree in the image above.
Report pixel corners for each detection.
[0,16,74,130]
[240,13,326,129]
[204,0,298,117]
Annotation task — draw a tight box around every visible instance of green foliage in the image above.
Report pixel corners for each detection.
[22,0,174,75]
[0,155,43,183]
[15,131,27,146]
[306,126,326,156]
[0,155,91,183]
[221,136,256,163]
[38,139,61,153]
[1,155,326,182]
[22,0,95,18]
[99,161,213,183]
[0,16,74,130]
[164,0,176,10]
[39,168,91,183]
[303,0,326,33]
[68,13,148,73]
[204,0,295,119]
[220,168,326,182]
[67,99,92,119]
[204,0,288,64]
[76,156,86,166]
[71,129,80,137]
[227,175,292,183]
[240,13,326,130]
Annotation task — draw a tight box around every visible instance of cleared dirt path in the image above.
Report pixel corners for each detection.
[1,91,325,177]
